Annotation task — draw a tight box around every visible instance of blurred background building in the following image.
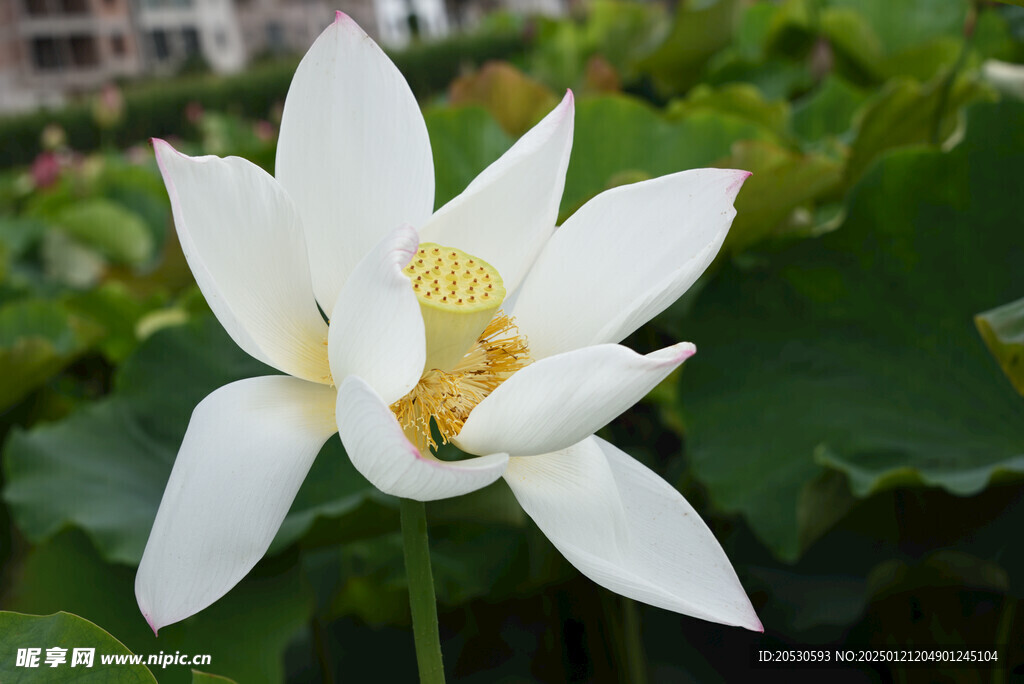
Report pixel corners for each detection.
[135,0,247,75]
[1,0,143,111]
[0,0,565,114]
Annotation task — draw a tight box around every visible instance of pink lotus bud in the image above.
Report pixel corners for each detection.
[30,151,61,189]
[92,83,125,129]
[186,101,204,125]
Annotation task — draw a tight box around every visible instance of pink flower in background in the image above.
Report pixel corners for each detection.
[185,101,204,125]
[253,120,275,142]
[92,83,124,129]
[30,152,61,189]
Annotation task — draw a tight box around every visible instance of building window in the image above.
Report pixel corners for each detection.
[69,35,99,67]
[182,27,200,57]
[111,33,126,56]
[25,0,50,17]
[140,0,192,7]
[60,0,88,14]
[149,29,169,61]
[266,22,284,52]
[31,36,63,70]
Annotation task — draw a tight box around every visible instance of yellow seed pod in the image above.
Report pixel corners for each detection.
[403,243,505,372]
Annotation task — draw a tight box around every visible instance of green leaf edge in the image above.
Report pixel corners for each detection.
[0,610,158,683]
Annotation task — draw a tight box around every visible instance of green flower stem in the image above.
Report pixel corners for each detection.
[621,597,649,684]
[992,595,1015,684]
[400,497,445,684]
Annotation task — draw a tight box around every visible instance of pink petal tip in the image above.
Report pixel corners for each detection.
[726,170,752,201]
[144,613,159,637]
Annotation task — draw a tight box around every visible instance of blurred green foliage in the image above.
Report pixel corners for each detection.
[677,99,1024,560]
[2,0,1023,682]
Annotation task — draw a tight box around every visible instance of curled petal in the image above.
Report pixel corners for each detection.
[505,436,762,630]
[136,376,338,632]
[154,140,330,382]
[512,168,749,360]
[336,375,508,501]
[328,226,425,405]
[419,91,574,294]
[276,13,435,314]
[455,342,695,457]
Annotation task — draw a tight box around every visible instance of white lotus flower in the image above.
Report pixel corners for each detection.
[135,12,762,634]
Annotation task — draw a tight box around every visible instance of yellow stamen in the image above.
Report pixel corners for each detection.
[390,311,529,453]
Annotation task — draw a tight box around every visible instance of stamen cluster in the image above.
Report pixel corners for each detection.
[391,312,529,453]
